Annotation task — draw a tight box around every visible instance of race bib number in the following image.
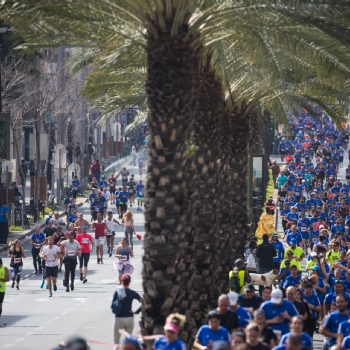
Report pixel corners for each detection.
[73,187,78,190]
[119,255,127,261]
[14,258,21,264]
[82,238,89,244]
[301,227,307,231]
[129,190,134,194]
[67,250,75,256]
[47,259,55,265]
[295,192,300,196]
[139,191,144,196]
[35,243,41,249]
[312,237,318,242]
[95,207,100,212]
[279,197,285,201]
[283,215,287,220]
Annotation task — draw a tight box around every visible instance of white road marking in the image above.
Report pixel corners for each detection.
[54,317,59,320]
[73,298,87,301]
[25,333,34,337]
[15,338,25,342]
[46,321,52,325]
[36,299,48,302]
[3,344,13,348]
[36,327,43,331]
[61,312,67,315]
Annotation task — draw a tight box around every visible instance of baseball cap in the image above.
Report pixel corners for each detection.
[164,322,179,333]
[122,336,141,350]
[227,292,239,306]
[319,225,324,229]
[290,238,297,245]
[284,260,291,265]
[311,252,318,257]
[244,284,256,292]
[235,258,246,269]
[312,265,320,271]
[270,289,283,304]
[48,212,53,216]
[272,232,279,237]
[121,273,131,282]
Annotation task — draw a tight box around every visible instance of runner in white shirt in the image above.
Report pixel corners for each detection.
[40,237,62,297]
[52,213,66,228]
[105,211,123,258]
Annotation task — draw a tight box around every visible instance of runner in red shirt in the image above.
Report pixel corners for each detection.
[92,214,108,264]
[76,226,93,283]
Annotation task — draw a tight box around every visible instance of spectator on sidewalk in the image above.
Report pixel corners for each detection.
[0,201,10,247]
[256,234,277,295]
[29,160,35,177]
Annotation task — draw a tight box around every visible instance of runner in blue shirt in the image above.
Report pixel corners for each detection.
[136,180,145,212]
[194,311,230,349]
[339,318,350,349]
[71,175,81,199]
[301,284,321,338]
[321,294,349,348]
[286,231,303,247]
[260,289,299,336]
[286,208,298,225]
[271,233,284,270]
[282,265,301,289]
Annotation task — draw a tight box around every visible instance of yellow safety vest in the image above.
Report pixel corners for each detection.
[0,265,6,293]
[228,269,246,293]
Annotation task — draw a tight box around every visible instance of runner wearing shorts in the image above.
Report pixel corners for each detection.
[118,186,129,218]
[92,214,108,264]
[76,226,93,283]
[115,187,122,219]
[40,237,61,297]
[105,211,123,257]
[136,180,145,211]
[108,174,117,204]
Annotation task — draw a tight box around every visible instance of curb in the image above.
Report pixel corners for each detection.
[0,201,85,254]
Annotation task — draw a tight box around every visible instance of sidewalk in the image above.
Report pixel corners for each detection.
[0,197,86,254]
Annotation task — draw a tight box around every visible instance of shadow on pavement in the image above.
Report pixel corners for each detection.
[0,315,29,326]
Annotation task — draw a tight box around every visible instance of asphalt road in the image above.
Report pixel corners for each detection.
[0,165,144,350]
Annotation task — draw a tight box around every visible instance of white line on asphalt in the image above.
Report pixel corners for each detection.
[3,344,13,348]
[61,312,67,315]
[24,274,30,277]
[54,317,59,320]
[36,327,43,331]
[14,338,25,342]
[36,299,48,302]
[25,333,34,337]
[46,321,52,325]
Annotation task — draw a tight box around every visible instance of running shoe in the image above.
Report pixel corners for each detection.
[97,258,100,264]
[83,278,87,283]
[40,282,44,289]
[107,247,110,254]
[39,269,42,274]
[53,284,57,292]
[100,259,104,264]
[11,281,15,288]
[80,274,83,281]
[66,287,70,293]
[16,286,19,290]
[70,284,74,291]
[49,293,52,297]
[109,253,112,257]
[34,270,38,274]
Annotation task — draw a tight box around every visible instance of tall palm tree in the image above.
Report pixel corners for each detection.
[4,1,350,343]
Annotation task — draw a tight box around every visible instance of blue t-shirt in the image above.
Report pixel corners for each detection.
[195,325,230,346]
[30,232,45,249]
[0,205,8,223]
[279,332,313,348]
[302,293,321,319]
[71,179,80,189]
[342,335,350,350]
[235,306,251,328]
[91,200,102,212]
[45,217,53,225]
[271,241,284,263]
[338,320,350,341]
[98,180,108,189]
[118,191,129,204]
[153,337,187,350]
[260,300,299,335]
[286,233,303,246]
[136,184,145,197]
[283,275,301,289]
[322,311,349,347]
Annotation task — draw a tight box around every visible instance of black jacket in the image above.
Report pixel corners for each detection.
[256,241,277,269]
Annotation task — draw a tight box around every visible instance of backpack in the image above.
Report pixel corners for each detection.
[111,291,124,316]
[246,253,256,269]
[229,270,241,293]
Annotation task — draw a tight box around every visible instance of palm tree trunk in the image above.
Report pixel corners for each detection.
[190,65,225,324]
[215,109,251,288]
[141,16,200,344]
